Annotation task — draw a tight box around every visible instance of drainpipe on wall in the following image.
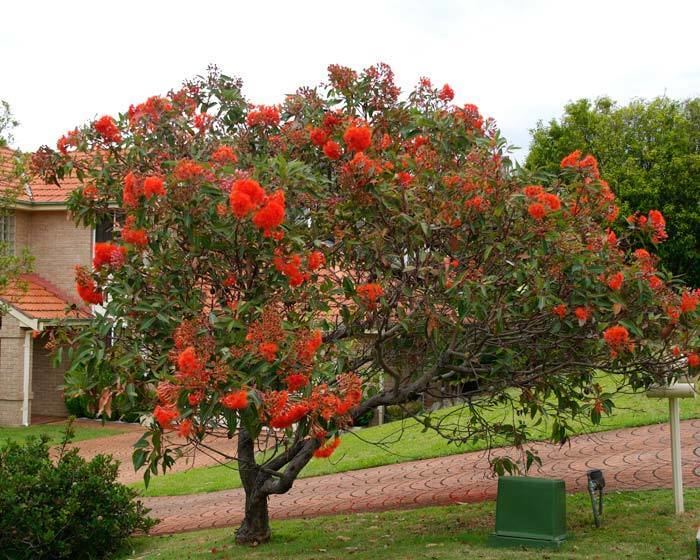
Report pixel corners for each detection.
[22,329,32,426]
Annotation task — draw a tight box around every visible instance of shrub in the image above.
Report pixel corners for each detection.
[0,428,155,559]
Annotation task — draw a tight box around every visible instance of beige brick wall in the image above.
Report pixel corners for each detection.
[0,315,31,426]
[15,210,93,300]
[32,334,68,417]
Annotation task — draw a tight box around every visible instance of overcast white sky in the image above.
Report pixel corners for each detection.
[2,0,699,159]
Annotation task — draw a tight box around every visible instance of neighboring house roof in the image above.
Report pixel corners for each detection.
[0,146,79,206]
[1,274,92,328]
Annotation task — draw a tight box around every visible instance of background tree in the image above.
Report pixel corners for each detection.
[45,66,699,545]
[527,97,700,286]
[0,101,33,308]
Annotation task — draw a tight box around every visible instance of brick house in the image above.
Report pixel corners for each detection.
[0,147,98,426]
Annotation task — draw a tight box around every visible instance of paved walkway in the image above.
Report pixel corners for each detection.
[142,419,700,534]
[67,419,238,485]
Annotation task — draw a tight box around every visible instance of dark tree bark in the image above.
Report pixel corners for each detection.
[235,428,271,545]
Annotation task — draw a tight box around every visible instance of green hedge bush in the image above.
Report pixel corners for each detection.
[0,430,155,559]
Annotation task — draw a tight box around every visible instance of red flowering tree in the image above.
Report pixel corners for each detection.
[43,65,699,545]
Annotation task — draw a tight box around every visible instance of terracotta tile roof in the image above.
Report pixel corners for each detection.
[1,273,92,322]
[0,147,80,205]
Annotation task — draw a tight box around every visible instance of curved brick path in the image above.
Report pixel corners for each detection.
[143,419,700,534]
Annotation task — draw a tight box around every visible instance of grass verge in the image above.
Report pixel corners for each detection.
[0,420,130,446]
[120,488,700,559]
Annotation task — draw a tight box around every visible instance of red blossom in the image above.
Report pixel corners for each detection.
[274,254,308,287]
[528,202,546,220]
[93,242,127,269]
[552,304,567,318]
[603,325,634,356]
[395,171,414,187]
[681,290,699,314]
[211,145,238,165]
[143,176,165,199]
[438,84,455,101]
[574,307,590,324]
[343,124,372,152]
[153,404,178,428]
[220,390,249,410]
[309,127,329,147]
[252,191,285,234]
[246,105,280,127]
[75,266,103,305]
[606,272,624,291]
[93,115,122,143]
[259,342,279,362]
[229,178,266,218]
[121,216,148,247]
[313,436,341,458]
[357,283,384,310]
[524,185,544,198]
[688,353,700,368]
[307,251,326,271]
[284,373,310,391]
[174,160,205,182]
[177,346,203,377]
[122,172,142,209]
[323,140,342,160]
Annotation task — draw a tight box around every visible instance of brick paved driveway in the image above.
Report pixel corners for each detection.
[142,419,700,534]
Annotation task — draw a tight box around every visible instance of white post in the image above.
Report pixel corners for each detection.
[668,397,684,514]
[21,330,32,426]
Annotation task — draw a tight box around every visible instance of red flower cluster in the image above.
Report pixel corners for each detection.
[211,145,238,165]
[313,436,341,458]
[284,373,310,391]
[395,171,414,187]
[93,115,121,144]
[75,266,103,305]
[128,96,173,129]
[453,103,483,130]
[230,178,265,217]
[688,353,700,368]
[323,140,342,160]
[606,272,624,291]
[273,254,308,287]
[269,401,311,429]
[176,346,204,378]
[296,330,323,364]
[357,283,384,310]
[143,176,165,199]
[343,124,372,152]
[307,251,326,271]
[603,325,634,357]
[57,128,79,154]
[122,172,142,209]
[309,127,329,147]
[121,216,148,247]
[560,150,600,178]
[252,191,286,235]
[246,105,280,127]
[93,242,127,269]
[220,390,249,410]
[438,83,455,102]
[574,306,590,324]
[174,159,205,182]
[153,404,178,428]
[524,186,561,220]
[259,342,279,362]
[681,290,699,314]
[552,304,567,318]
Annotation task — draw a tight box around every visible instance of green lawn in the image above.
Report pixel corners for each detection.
[120,489,700,559]
[0,420,130,446]
[137,374,700,497]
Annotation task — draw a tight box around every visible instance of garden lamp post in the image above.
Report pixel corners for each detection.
[646,375,696,514]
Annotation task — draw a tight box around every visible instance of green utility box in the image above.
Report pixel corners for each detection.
[488,476,567,549]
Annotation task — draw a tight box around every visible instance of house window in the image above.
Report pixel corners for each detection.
[95,212,118,243]
[0,212,15,250]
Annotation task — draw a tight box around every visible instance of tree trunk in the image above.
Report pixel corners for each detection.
[235,428,271,545]
[236,492,271,545]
